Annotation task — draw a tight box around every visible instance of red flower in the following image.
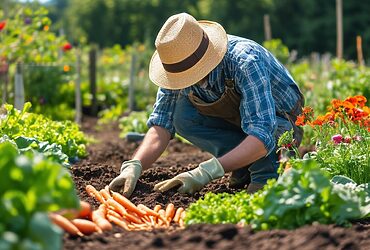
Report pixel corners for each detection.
[62,42,73,52]
[332,134,343,144]
[0,21,6,31]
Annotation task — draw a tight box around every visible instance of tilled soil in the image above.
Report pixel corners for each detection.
[63,117,370,250]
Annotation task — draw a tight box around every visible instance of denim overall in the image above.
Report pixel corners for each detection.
[172,76,304,184]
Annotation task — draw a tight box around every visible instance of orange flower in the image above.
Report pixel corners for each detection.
[295,115,305,126]
[311,115,325,126]
[345,95,367,108]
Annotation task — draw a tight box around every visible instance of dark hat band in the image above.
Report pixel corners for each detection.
[162,32,209,73]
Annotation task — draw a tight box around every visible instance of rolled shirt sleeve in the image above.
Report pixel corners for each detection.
[235,56,277,155]
[147,87,180,137]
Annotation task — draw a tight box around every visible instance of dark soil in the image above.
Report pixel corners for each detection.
[63,117,370,250]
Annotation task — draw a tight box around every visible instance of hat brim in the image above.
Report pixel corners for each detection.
[149,21,228,90]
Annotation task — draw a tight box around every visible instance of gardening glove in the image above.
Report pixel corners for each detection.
[153,157,224,195]
[109,159,142,198]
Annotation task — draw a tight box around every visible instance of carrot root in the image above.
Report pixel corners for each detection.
[49,213,84,237]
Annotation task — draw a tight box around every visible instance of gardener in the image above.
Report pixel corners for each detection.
[109,13,304,197]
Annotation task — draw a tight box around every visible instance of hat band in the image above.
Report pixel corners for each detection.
[162,32,209,73]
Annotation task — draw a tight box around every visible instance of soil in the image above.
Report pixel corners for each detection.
[63,117,370,250]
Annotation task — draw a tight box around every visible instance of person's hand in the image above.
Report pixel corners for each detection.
[153,158,224,195]
[109,159,142,197]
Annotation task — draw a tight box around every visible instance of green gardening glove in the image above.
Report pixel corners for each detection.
[153,157,225,195]
[109,159,142,197]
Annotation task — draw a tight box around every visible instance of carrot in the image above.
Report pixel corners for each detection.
[165,203,175,224]
[179,210,186,228]
[92,205,112,231]
[100,189,112,202]
[49,213,83,236]
[106,215,131,231]
[173,207,184,223]
[78,201,92,219]
[157,209,166,226]
[137,204,160,217]
[107,209,123,220]
[106,198,127,217]
[124,212,143,224]
[72,219,102,235]
[86,185,105,204]
[153,205,161,213]
[111,191,146,216]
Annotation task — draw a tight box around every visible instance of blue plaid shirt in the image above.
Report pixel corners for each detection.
[147,35,302,155]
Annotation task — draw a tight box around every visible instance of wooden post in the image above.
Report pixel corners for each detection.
[75,49,82,124]
[129,52,137,112]
[0,60,8,104]
[263,14,272,41]
[356,36,364,67]
[89,46,97,115]
[14,63,25,110]
[336,0,343,59]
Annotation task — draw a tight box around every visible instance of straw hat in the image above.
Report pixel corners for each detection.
[149,13,227,90]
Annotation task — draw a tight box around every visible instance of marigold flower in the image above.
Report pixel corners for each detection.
[43,25,49,31]
[345,95,367,108]
[295,115,305,126]
[0,21,6,31]
[63,65,70,72]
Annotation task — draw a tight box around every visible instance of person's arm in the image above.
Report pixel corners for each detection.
[217,135,266,173]
[132,125,171,170]
[109,87,179,197]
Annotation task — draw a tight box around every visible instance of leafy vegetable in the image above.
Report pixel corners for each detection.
[0,142,80,250]
[185,160,370,230]
[0,102,88,159]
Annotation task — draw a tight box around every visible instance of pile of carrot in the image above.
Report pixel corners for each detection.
[85,184,186,231]
[49,184,186,236]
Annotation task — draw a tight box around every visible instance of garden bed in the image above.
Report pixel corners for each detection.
[63,117,370,250]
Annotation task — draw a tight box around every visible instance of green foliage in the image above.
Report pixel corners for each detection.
[0,102,88,159]
[263,39,290,65]
[185,160,370,230]
[0,142,79,250]
[0,135,70,167]
[118,109,151,138]
[0,5,74,64]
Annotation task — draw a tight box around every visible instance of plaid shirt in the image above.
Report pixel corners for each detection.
[147,35,302,154]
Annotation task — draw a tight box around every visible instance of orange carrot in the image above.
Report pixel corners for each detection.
[92,205,112,231]
[107,209,123,219]
[72,219,102,235]
[49,213,83,236]
[157,209,166,226]
[86,185,105,204]
[173,207,184,223]
[124,212,143,224]
[111,191,146,216]
[137,204,160,217]
[106,215,130,231]
[106,198,127,216]
[153,205,161,213]
[99,189,112,202]
[179,210,186,228]
[78,201,92,219]
[165,203,175,224]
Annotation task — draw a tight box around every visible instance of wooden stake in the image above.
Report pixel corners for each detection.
[263,14,272,41]
[336,0,343,59]
[356,36,364,67]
